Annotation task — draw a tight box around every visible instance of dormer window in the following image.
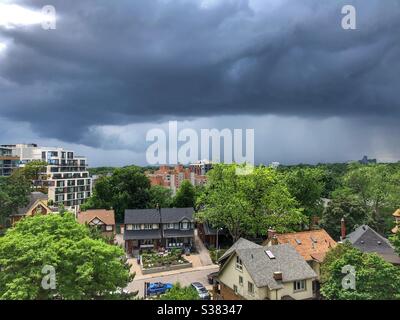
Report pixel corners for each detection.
[180,220,190,230]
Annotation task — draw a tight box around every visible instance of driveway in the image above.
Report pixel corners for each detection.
[194,229,213,266]
[126,265,219,298]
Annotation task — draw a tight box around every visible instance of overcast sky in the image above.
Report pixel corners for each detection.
[1,0,399,166]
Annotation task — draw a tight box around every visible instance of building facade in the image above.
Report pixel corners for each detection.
[124,207,195,256]
[77,209,116,238]
[0,146,20,176]
[146,163,210,194]
[3,144,92,210]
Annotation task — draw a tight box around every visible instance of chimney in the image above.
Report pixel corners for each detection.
[273,271,283,281]
[341,217,346,241]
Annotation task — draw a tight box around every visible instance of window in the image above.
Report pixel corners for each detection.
[293,280,306,292]
[235,256,243,271]
[239,276,243,286]
[106,225,113,231]
[233,285,238,294]
[181,221,189,230]
[132,224,140,230]
[126,224,133,231]
[144,224,153,230]
[248,282,254,294]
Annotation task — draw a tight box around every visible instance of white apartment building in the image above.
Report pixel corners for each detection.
[5,144,92,210]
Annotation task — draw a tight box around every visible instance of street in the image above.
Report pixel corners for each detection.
[126,265,219,298]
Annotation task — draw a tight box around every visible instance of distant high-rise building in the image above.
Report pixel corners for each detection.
[0,146,20,176]
[2,144,92,210]
[146,161,211,195]
[189,160,213,176]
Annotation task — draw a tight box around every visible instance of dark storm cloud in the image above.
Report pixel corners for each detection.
[0,0,400,147]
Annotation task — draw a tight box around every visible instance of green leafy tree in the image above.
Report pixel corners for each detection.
[284,167,325,221]
[148,185,173,208]
[159,282,199,300]
[0,213,135,300]
[390,230,400,257]
[82,166,151,221]
[320,242,400,300]
[0,171,31,226]
[343,164,400,232]
[320,188,371,240]
[196,164,306,241]
[173,180,196,208]
[20,161,48,183]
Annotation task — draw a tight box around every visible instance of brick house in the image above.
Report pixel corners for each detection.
[77,209,116,238]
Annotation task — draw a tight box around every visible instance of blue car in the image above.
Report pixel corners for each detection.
[145,282,173,296]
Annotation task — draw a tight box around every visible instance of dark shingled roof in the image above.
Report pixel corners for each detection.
[124,209,161,224]
[13,192,48,216]
[123,229,162,240]
[345,225,400,265]
[124,207,194,224]
[220,240,317,290]
[160,208,194,223]
[203,222,226,236]
[218,238,262,262]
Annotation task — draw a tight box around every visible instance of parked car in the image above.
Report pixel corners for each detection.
[145,282,173,296]
[191,282,211,300]
[207,272,219,285]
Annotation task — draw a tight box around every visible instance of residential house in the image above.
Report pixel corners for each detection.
[124,207,195,256]
[77,209,116,238]
[217,238,317,300]
[263,229,336,279]
[344,224,400,265]
[197,221,227,248]
[9,192,54,225]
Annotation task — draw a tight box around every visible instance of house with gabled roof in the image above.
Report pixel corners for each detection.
[10,192,54,225]
[123,207,194,256]
[344,224,400,265]
[263,229,336,280]
[216,238,317,300]
[77,209,116,237]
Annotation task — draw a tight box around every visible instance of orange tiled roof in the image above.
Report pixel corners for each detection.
[393,209,400,217]
[392,225,399,234]
[78,209,115,226]
[274,229,337,262]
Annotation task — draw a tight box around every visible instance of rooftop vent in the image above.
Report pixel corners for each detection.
[377,241,382,245]
[295,239,302,245]
[311,237,317,243]
[265,250,275,259]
